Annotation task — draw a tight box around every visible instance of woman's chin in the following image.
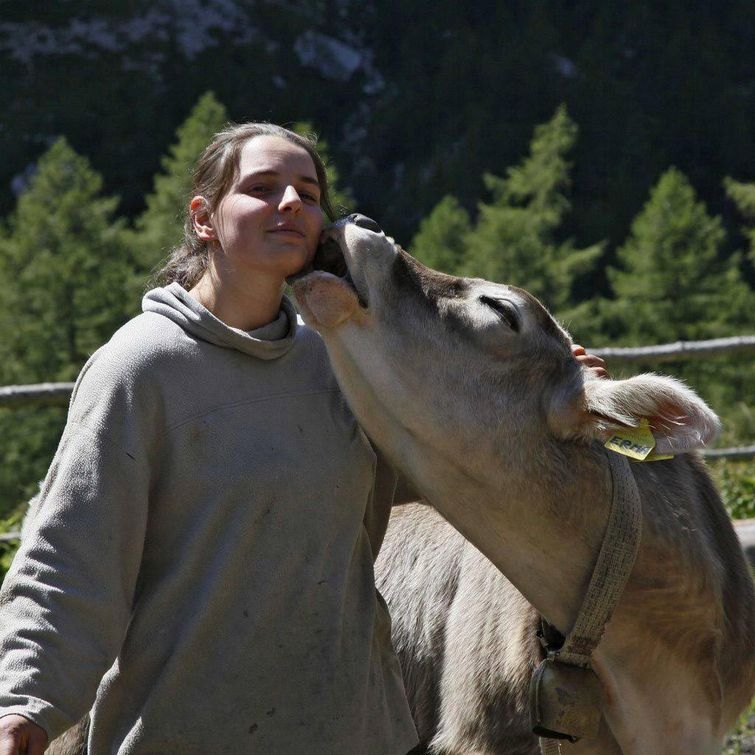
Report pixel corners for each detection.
[238,246,314,282]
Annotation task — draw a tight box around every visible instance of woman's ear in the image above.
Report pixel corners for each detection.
[191,196,216,241]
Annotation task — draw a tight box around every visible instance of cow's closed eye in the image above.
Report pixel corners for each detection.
[479,296,520,333]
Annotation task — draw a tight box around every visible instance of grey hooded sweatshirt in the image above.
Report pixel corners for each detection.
[0,283,418,754]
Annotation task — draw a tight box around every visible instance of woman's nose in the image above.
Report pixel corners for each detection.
[280,185,303,211]
[346,213,382,233]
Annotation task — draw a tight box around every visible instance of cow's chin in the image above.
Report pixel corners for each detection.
[292,272,365,330]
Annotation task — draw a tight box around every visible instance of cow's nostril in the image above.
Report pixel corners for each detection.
[346,213,382,233]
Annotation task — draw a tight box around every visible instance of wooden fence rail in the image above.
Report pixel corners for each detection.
[591,335,755,363]
[0,382,74,408]
[2,336,752,410]
[591,336,755,459]
[0,403,751,459]
[702,445,755,461]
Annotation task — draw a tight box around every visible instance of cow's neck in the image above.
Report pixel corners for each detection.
[394,429,614,637]
[328,343,617,633]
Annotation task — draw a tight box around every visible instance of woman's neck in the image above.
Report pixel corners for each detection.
[188,271,284,332]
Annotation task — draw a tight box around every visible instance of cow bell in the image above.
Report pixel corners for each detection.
[529,657,602,741]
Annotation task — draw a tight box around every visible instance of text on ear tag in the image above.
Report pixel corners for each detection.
[604,418,673,461]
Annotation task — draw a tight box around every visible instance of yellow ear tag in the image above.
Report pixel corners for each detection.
[645,450,674,462]
[605,419,674,461]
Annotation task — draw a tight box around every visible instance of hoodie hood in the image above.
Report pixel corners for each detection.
[142,282,298,360]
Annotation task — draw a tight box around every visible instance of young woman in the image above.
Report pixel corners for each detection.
[0,122,605,754]
[0,124,419,754]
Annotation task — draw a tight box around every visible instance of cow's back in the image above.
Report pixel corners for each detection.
[376,503,541,754]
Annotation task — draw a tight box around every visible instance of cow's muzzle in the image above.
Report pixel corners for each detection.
[345,213,382,233]
[287,214,380,308]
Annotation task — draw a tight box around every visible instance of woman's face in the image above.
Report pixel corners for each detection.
[200,135,325,282]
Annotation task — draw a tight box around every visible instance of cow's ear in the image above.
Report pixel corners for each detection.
[548,373,720,454]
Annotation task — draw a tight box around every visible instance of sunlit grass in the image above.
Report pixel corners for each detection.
[709,458,755,520]
[723,696,755,754]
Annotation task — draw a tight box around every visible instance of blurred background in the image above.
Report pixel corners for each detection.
[0,1,753,547]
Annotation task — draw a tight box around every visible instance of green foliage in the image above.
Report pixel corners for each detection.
[411,195,471,272]
[0,505,25,583]
[0,138,132,518]
[711,459,755,520]
[725,177,755,265]
[0,542,19,585]
[605,168,753,343]
[722,694,755,754]
[4,2,755,255]
[463,107,603,316]
[0,138,132,381]
[412,106,603,321]
[597,169,755,444]
[131,91,229,283]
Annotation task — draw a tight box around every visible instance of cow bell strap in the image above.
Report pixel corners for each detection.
[534,448,642,752]
[551,448,642,667]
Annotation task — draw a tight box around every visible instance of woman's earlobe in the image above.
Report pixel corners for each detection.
[190,196,216,241]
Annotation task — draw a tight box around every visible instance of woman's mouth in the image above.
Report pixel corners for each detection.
[269,225,305,237]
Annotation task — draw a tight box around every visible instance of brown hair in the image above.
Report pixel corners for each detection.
[156,122,337,288]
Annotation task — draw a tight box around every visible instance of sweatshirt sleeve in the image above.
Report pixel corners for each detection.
[0,346,157,738]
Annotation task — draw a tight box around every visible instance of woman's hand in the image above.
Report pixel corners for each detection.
[572,344,609,379]
[0,715,48,755]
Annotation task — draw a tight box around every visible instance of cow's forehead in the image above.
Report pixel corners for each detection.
[390,248,470,302]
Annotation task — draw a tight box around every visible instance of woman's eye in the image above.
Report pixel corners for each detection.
[479,296,520,332]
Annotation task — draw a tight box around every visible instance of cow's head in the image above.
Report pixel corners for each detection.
[291,215,719,490]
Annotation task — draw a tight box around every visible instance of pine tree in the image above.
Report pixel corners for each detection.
[461,106,603,315]
[606,168,752,343]
[0,138,131,383]
[132,91,228,278]
[0,137,131,516]
[604,168,755,445]
[410,195,471,273]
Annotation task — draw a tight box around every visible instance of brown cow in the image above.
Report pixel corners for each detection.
[292,216,755,754]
